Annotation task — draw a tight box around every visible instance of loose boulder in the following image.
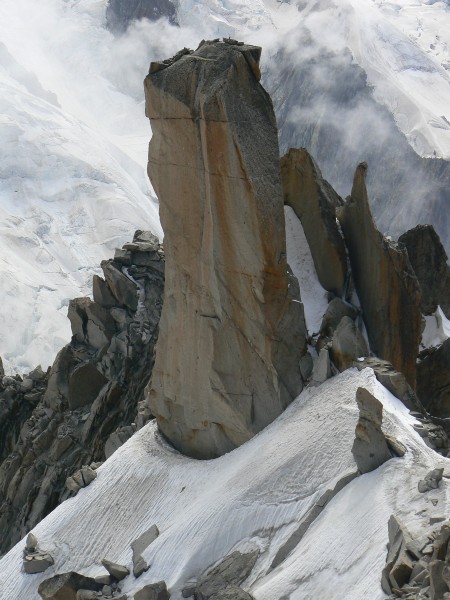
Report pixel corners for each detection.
[338,162,422,389]
[144,40,308,459]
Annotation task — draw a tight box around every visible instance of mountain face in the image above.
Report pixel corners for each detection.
[0,2,449,599]
[145,41,308,459]
[106,0,178,32]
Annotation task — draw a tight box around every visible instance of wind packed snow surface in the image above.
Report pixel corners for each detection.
[0,0,162,373]
[1,368,448,599]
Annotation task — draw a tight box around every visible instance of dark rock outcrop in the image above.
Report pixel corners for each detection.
[281,147,348,296]
[195,550,258,600]
[339,162,423,389]
[135,581,170,599]
[38,571,103,600]
[0,232,164,555]
[351,387,392,474]
[417,340,450,419]
[106,0,177,33]
[399,224,450,319]
[144,40,308,459]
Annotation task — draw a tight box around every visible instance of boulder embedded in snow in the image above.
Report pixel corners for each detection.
[418,468,444,493]
[329,316,368,371]
[399,224,450,318]
[352,387,392,474]
[145,40,308,459]
[195,550,259,600]
[134,580,170,599]
[131,525,159,577]
[417,339,450,419]
[101,559,129,582]
[280,148,347,296]
[65,465,97,494]
[338,162,422,389]
[38,572,102,600]
[381,515,422,594]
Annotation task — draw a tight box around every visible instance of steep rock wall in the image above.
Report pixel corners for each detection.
[145,40,308,459]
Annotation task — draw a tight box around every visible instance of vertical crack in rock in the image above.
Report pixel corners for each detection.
[144,40,308,459]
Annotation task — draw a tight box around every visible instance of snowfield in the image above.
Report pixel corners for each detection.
[0,368,448,599]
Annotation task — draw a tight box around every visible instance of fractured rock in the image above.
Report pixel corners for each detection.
[352,387,391,473]
[329,316,368,372]
[381,515,422,594]
[38,571,102,600]
[338,162,422,389]
[196,550,259,600]
[281,148,347,296]
[319,298,359,340]
[145,40,308,459]
[134,581,170,599]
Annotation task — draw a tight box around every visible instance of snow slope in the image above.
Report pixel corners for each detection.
[0,368,448,599]
[0,0,162,373]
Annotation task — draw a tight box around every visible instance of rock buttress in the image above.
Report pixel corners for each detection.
[338,163,422,389]
[144,41,308,459]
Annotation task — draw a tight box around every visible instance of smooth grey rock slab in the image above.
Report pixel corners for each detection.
[131,525,159,577]
[38,571,102,600]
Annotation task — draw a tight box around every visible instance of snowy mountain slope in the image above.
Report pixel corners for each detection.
[0,368,447,599]
[0,0,162,372]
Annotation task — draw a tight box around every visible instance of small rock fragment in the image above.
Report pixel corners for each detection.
[418,468,444,493]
